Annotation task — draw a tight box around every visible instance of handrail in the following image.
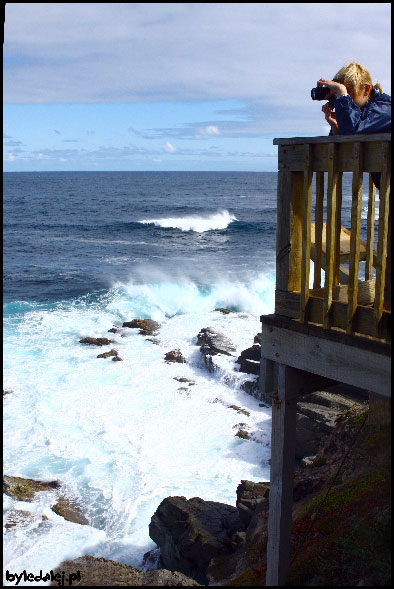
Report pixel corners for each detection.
[274,134,391,341]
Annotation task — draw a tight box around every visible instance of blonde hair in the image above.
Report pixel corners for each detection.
[333,61,383,99]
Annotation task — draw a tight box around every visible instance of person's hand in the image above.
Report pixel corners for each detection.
[317,78,348,98]
[322,102,338,134]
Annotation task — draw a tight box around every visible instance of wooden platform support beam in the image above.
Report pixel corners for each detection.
[266,364,298,586]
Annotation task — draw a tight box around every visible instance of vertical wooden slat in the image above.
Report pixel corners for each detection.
[347,142,364,335]
[313,172,324,289]
[300,144,313,322]
[323,143,337,329]
[275,168,303,299]
[266,363,298,587]
[374,141,391,328]
[365,174,376,281]
[333,172,343,285]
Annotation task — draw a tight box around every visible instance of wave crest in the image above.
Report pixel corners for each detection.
[139,210,237,232]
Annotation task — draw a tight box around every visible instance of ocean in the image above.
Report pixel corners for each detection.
[3,171,375,584]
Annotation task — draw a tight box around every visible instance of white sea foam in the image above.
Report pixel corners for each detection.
[139,209,237,232]
[3,273,274,584]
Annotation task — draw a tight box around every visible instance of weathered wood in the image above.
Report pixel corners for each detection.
[334,172,343,285]
[276,170,303,293]
[275,289,391,341]
[323,143,337,328]
[374,141,391,328]
[300,145,313,322]
[365,174,376,281]
[266,364,298,587]
[260,322,391,397]
[347,142,364,334]
[274,133,390,145]
[313,172,324,289]
[276,137,387,173]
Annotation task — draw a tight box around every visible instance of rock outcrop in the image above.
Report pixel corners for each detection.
[3,475,88,525]
[97,349,119,359]
[165,350,186,363]
[3,475,60,501]
[149,496,241,585]
[79,337,114,347]
[50,556,200,586]
[196,327,236,372]
[122,319,160,336]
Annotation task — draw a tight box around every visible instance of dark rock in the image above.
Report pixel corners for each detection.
[149,495,241,585]
[108,327,120,334]
[236,344,261,375]
[97,349,118,359]
[79,337,114,347]
[3,389,12,397]
[51,496,89,525]
[122,319,160,336]
[214,308,233,314]
[241,379,260,398]
[235,480,270,530]
[112,355,123,361]
[165,350,186,363]
[50,556,201,586]
[196,327,236,371]
[3,475,60,502]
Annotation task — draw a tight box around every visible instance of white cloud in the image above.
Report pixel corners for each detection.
[4,3,391,104]
[163,141,176,153]
[197,125,221,137]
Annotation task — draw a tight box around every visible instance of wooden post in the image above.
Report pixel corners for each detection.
[365,174,376,281]
[323,143,338,329]
[347,142,363,334]
[300,144,313,322]
[266,363,298,587]
[313,172,324,289]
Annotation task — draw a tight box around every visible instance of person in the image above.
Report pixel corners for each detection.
[317,61,391,311]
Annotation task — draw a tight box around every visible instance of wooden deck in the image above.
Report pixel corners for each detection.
[261,133,391,586]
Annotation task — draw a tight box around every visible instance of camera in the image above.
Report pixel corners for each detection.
[311,86,337,109]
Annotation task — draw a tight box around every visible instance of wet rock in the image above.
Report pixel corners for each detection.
[50,556,201,586]
[122,319,160,336]
[3,475,60,502]
[215,308,233,314]
[112,355,123,361]
[228,404,250,417]
[241,379,260,398]
[3,389,12,397]
[51,496,89,525]
[233,424,251,440]
[79,337,114,347]
[236,343,261,375]
[97,349,118,359]
[165,350,186,364]
[108,327,120,334]
[5,510,48,530]
[174,377,195,385]
[196,327,236,372]
[149,495,241,585]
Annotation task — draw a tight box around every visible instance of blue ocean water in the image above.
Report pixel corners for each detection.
[3,171,375,584]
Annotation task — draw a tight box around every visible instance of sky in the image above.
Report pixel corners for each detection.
[3,3,391,172]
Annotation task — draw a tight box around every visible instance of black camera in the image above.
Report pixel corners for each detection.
[311,86,336,109]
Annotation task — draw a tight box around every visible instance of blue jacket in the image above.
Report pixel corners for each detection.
[333,89,391,189]
[335,88,391,135]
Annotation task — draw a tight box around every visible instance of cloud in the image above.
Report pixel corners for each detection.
[163,141,176,153]
[197,125,221,138]
[4,3,390,104]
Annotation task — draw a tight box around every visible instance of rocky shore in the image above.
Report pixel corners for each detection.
[4,315,390,586]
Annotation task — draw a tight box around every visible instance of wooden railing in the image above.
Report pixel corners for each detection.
[273,134,391,341]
